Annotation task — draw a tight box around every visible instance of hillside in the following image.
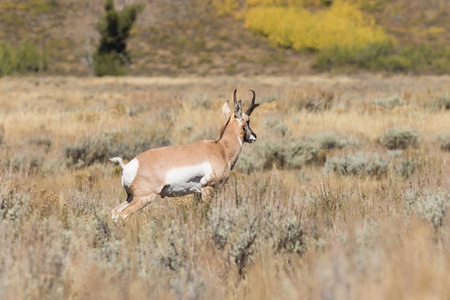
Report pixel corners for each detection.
[0,0,449,76]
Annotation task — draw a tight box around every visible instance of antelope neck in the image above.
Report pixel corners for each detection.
[217,121,244,170]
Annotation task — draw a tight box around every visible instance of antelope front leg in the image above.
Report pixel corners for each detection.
[201,187,215,203]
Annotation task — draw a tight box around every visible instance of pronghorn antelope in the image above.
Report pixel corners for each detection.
[110,89,260,221]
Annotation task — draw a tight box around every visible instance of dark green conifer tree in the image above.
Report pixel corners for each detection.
[93,0,144,76]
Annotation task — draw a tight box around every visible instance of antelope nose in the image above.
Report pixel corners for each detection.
[249,134,257,143]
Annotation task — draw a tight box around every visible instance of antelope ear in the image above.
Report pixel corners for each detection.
[222,100,232,119]
[234,100,243,120]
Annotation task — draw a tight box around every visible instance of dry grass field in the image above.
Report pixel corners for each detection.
[0,74,450,299]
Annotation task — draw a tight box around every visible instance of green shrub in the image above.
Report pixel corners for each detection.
[65,132,130,167]
[285,140,322,167]
[64,189,104,217]
[296,91,334,112]
[16,40,43,72]
[258,94,278,104]
[0,43,15,76]
[431,94,450,111]
[209,202,303,275]
[24,136,53,152]
[394,156,422,179]
[405,189,450,231]
[323,152,390,177]
[255,132,358,171]
[436,132,450,152]
[396,44,450,73]
[93,0,144,76]
[313,40,395,71]
[309,178,346,226]
[264,119,288,136]
[370,97,405,110]
[64,130,170,167]
[0,40,47,76]
[0,181,31,223]
[313,45,349,70]
[259,142,290,169]
[313,42,450,73]
[259,140,320,169]
[3,149,46,175]
[93,52,126,77]
[189,93,214,109]
[381,54,412,72]
[416,191,449,231]
[380,128,419,150]
[230,214,258,275]
[310,131,359,150]
[356,40,396,68]
[209,208,235,250]
[234,153,259,174]
[155,220,187,271]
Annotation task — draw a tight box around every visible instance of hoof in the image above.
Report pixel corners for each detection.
[111,209,120,222]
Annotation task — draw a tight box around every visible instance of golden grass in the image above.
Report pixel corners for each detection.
[0,75,449,299]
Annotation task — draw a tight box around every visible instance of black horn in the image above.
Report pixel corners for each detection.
[245,90,259,116]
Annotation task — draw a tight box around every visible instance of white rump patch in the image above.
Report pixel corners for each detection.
[122,158,139,188]
[161,162,213,197]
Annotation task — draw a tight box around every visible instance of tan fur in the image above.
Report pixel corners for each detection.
[111,92,258,221]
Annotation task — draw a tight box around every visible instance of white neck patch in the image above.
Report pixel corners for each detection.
[238,136,243,147]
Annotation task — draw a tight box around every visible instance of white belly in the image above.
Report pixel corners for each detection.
[160,163,212,197]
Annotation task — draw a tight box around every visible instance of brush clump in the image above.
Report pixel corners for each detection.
[380,127,419,150]
[323,152,390,177]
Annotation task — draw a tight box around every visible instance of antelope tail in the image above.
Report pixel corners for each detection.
[109,157,126,169]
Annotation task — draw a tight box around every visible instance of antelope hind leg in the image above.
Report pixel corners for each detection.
[118,193,157,221]
[112,193,133,221]
[112,201,130,221]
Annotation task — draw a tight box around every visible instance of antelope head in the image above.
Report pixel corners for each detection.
[222,89,260,143]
